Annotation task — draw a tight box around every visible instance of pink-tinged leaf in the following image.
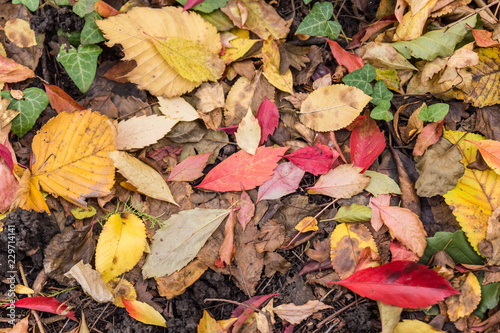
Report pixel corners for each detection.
[122,298,166,327]
[196,146,288,192]
[43,84,85,114]
[351,116,386,172]
[326,40,364,72]
[368,193,390,231]
[0,143,14,172]
[329,261,459,308]
[219,204,236,267]
[257,162,305,202]
[183,0,205,10]
[256,98,279,145]
[298,260,332,276]
[390,240,419,262]
[0,161,18,213]
[231,293,277,332]
[346,15,396,49]
[167,153,212,182]
[218,125,239,135]
[307,164,370,199]
[413,121,443,157]
[1,296,77,321]
[285,144,339,176]
[354,247,382,272]
[237,190,255,230]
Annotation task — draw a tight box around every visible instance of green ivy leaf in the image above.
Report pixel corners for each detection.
[1,88,49,138]
[370,100,393,121]
[419,230,484,265]
[371,80,393,106]
[12,0,38,11]
[57,44,102,93]
[303,0,313,4]
[176,0,229,13]
[73,0,98,17]
[296,2,341,39]
[332,204,372,223]
[81,11,105,45]
[342,64,377,95]
[57,29,82,47]
[418,103,450,122]
[475,273,500,319]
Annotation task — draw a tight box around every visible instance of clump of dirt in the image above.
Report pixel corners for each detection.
[345,304,376,332]
[30,6,84,33]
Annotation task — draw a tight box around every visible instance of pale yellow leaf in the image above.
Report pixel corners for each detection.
[221,28,259,64]
[262,38,293,95]
[274,300,331,325]
[97,7,222,97]
[195,82,225,113]
[116,115,178,150]
[299,84,371,132]
[394,0,438,41]
[14,285,34,294]
[5,19,37,48]
[64,261,115,303]
[446,272,481,321]
[394,320,444,332]
[378,301,403,333]
[308,164,371,199]
[95,213,147,282]
[235,108,261,154]
[225,75,260,126]
[158,96,199,122]
[109,151,178,206]
[447,48,479,68]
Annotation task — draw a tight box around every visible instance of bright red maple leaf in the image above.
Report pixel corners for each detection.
[350,116,386,172]
[285,144,338,176]
[1,296,77,321]
[327,40,364,72]
[329,261,459,308]
[256,98,280,145]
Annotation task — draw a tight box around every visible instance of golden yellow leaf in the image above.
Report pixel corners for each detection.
[95,213,147,282]
[14,111,116,211]
[443,130,500,250]
[394,320,444,332]
[461,48,500,107]
[107,278,137,307]
[97,7,222,97]
[394,0,438,41]
[221,29,259,64]
[109,151,178,206]
[235,108,260,154]
[295,216,319,233]
[14,284,34,294]
[446,272,481,321]
[262,38,294,95]
[330,223,378,279]
[299,84,372,132]
[4,19,37,48]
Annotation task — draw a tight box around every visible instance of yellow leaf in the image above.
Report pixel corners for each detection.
[394,319,444,332]
[71,206,97,219]
[295,216,319,232]
[235,108,261,154]
[109,151,178,206]
[122,298,166,327]
[461,48,500,107]
[13,110,116,212]
[299,84,372,132]
[198,310,224,333]
[262,38,293,94]
[446,272,481,321]
[330,223,378,279]
[443,130,500,250]
[377,301,402,333]
[107,278,137,307]
[221,29,259,64]
[394,0,438,41]
[14,284,34,294]
[12,168,50,213]
[97,7,222,97]
[95,213,146,282]
[4,19,37,48]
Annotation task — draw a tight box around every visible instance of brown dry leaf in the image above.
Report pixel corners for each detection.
[274,300,332,325]
[224,74,260,126]
[264,252,292,277]
[478,208,500,264]
[330,223,378,279]
[156,259,208,299]
[64,261,115,303]
[116,115,178,150]
[306,238,330,262]
[0,97,19,128]
[0,54,35,83]
[262,38,294,94]
[221,0,249,29]
[235,108,261,154]
[447,48,479,69]
[446,272,481,321]
[255,219,286,253]
[4,18,36,48]
[97,7,222,97]
[109,151,178,206]
[299,84,371,132]
[195,83,225,113]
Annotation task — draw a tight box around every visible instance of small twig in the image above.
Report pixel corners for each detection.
[89,303,111,332]
[314,298,368,331]
[18,262,46,333]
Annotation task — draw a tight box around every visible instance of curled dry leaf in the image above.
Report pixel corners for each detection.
[65,261,115,303]
[274,300,331,325]
[445,272,481,321]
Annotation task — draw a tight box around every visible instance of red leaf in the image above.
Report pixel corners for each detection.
[351,116,386,172]
[1,296,77,321]
[183,0,205,10]
[329,261,459,308]
[231,294,277,325]
[167,152,212,182]
[218,125,239,135]
[285,144,338,176]
[256,98,279,145]
[0,143,14,173]
[413,121,443,157]
[346,15,396,49]
[257,162,305,202]
[44,84,85,114]
[196,146,288,192]
[326,40,364,73]
[390,240,419,262]
[470,27,500,47]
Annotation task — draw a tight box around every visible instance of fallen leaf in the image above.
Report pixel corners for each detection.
[95,213,146,282]
[235,108,261,154]
[299,84,371,132]
[219,205,236,266]
[107,278,137,307]
[256,162,305,202]
[421,230,484,266]
[256,98,279,145]
[156,259,208,299]
[471,28,500,47]
[197,146,288,192]
[221,29,259,65]
[115,115,178,150]
[158,96,200,122]
[167,153,212,182]
[262,38,294,94]
[364,171,402,197]
[142,208,231,277]
[330,223,378,279]
[329,261,459,308]
[333,203,372,223]
[264,252,292,277]
[57,44,102,93]
[307,164,371,199]
[468,139,500,176]
[295,216,319,232]
[394,320,444,332]
[94,0,120,17]
[390,240,419,262]
[7,316,29,333]
[196,82,225,113]
[378,301,403,333]
[64,261,115,302]
[327,40,364,72]
[285,144,338,176]
[413,121,444,157]
[1,297,77,321]
[447,47,479,68]
[237,190,255,230]
[255,219,286,253]
[394,0,438,41]
[296,2,341,39]
[0,54,35,83]
[231,294,277,330]
[198,310,224,333]
[274,300,331,325]
[122,298,166,327]
[43,84,85,114]
[4,19,37,48]
[350,116,386,172]
[224,75,260,126]
[355,42,417,71]
[110,151,178,206]
[97,7,223,97]
[446,272,481,321]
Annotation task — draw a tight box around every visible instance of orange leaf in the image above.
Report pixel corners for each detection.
[122,298,166,327]
[368,194,391,231]
[0,54,35,83]
[413,121,443,157]
[327,40,364,72]
[468,139,500,175]
[196,146,289,192]
[198,310,224,333]
[219,205,236,267]
[44,84,86,114]
[94,0,120,17]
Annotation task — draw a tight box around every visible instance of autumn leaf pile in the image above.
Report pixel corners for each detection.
[4,0,500,331]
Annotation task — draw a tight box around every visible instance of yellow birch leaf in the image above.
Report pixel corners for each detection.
[18,110,117,211]
[295,216,318,232]
[446,272,481,321]
[4,19,37,48]
[97,7,222,97]
[299,84,372,132]
[95,213,146,282]
[394,320,444,332]
[221,29,259,64]
[109,151,178,206]
[262,38,294,95]
[198,310,224,333]
[461,48,500,107]
[107,278,137,307]
[12,168,50,213]
[443,130,500,250]
[394,0,438,41]
[235,108,261,154]
[330,223,378,279]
